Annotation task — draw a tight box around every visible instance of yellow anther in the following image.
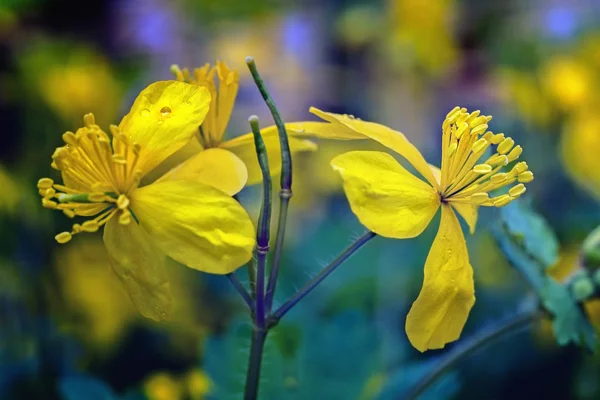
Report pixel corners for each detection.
[518,171,534,183]
[491,133,505,144]
[119,210,132,225]
[514,161,528,174]
[473,164,493,174]
[62,131,77,146]
[469,115,488,127]
[471,192,490,204]
[483,131,494,141]
[446,106,461,118]
[491,173,508,183]
[492,194,513,207]
[456,112,470,125]
[37,178,54,189]
[81,220,100,232]
[109,125,120,137]
[55,232,72,244]
[42,198,58,209]
[117,194,130,210]
[507,145,523,162]
[89,192,107,202]
[448,142,458,157]
[471,124,488,136]
[472,138,489,153]
[455,122,469,138]
[497,138,515,154]
[43,188,56,198]
[83,113,96,127]
[486,154,508,166]
[72,223,82,233]
[170,64,184,81]
[63,209,75,218]
[509,184,526,198]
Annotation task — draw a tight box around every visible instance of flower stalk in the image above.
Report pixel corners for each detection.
[249,115,273,329]
[240,59,376,400]
[269,230,376,325]
[245,56,292,312]
[403,308,541,400]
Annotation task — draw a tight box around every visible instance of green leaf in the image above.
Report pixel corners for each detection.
[500,201,559,269]
[493,200,597,350]
[540,279,597,351]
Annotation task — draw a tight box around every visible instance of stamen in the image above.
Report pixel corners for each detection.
[37,178,54,189]
[55,232,72,244]
[439,107,533,209]
[508,184,526,197]
[518,171,534,183]
[497,138,515,154]
[473,164,493,174]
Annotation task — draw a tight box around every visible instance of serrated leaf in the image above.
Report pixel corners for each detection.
[493,200,597,350]
[59,375,116,400]
[500,201,559,269]
[540,278,597,351]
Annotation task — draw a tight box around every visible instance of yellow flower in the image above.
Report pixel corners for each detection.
[312,106,534,351]
[541,56,592,110]
[38,81,256,321]
[166,61,328,184]
[144,372,183,400]
[185,368,212,400]
[561,109,600,199]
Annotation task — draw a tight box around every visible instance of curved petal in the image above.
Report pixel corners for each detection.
[103,218,172,321]
[119,81,211,175]
[259,121,366,140]
[331,151,440,238]
[311,107,440,189]
[220,132,317,185]
[157,148,248,196]
[130,180,255,274]
[451,203,478,234]
[405,205,475,352]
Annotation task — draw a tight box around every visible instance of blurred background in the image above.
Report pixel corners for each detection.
[1,0,600,399]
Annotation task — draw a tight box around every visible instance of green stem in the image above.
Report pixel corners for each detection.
[226,273,253,311]
[245,56,292,312]
[403,309,541,400]
[244,329,268,400]
[249,115,273,329]
[269,231,376,325]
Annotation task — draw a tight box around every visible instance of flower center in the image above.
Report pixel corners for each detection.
[38,113,142,243]
[439,107,534,207]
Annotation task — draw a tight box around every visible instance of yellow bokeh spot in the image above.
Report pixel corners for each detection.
[144,372,183,400]
[542,57,592,110]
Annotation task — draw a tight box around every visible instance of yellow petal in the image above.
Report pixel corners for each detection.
[261,121,367,140]
[451,203,478,234]
[331,151,440,238]
[130,180,255,274]
[405,204,475,352]
[311,107,440,189]
[119,81,211,175]
[157,148,248,196]
[142,135,204,185]
[220,131,317,185]
[103,218,172,321]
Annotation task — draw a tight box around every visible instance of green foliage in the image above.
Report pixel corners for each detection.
[540,279,596,351]
[500,200,559,270]
[494,200,597,350]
